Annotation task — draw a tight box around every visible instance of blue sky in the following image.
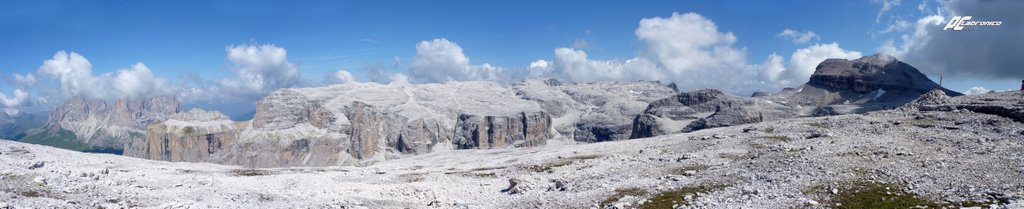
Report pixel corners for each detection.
[0,0,1020,117]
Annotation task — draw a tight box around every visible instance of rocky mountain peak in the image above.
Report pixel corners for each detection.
[808,53,958,95]
[33,95,182,152]
[854,53,897,67]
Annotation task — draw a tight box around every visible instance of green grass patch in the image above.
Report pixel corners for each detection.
[639,184,727,209]
[809,181,945,209]
[19,129,91,151]
[600,187,648,208]
[764,127,775,133]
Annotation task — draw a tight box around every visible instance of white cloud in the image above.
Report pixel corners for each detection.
[963,86,991,95]
[530,12,809,94]
[874,0,902,23]
[761,53,786,81]
[35,51,175,101]
[543,47,660,82]
[37,51,98,99]
[112,63,174,99]
[407,39,473,82]
[12,74,36,87]
[782,42,863,85]
[776,29,821,44]
[388,73,411,85]
[635,12,745,74]
[218,43,301,98]
[325,69,357,84]
[405,38,524,83]
[877,15,944,57]
[0,89,28,107]
[527,59,551,78]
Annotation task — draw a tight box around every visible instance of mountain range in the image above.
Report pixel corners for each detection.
[3,53,965,167]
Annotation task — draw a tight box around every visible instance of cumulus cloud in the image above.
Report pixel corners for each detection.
[407,39,474,82]
[781,42,863,85]
[405,38,524,83]
[881,0,1024,81]
[777,29,821,44]
[34,51,175,101]
[325,69,357,84]
[536,12,753,89]
[0,89,28,108]
[218,43,301,98]
[112,63,175,99]
[963,86,991,95]
[528,12,855,94]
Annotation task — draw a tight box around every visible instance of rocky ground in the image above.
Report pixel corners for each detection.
[3,92,1024,208]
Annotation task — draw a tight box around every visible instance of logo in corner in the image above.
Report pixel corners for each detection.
[943,16,1002,31]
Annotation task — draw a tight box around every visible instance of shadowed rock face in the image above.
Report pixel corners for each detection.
[631,89,797,138]
[513,79,677,142]
[38,95,180,153]
[453,112,551,149]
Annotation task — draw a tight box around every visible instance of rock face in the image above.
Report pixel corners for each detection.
[513,79,677,142]
[772,53,962,115]
[140,82,555,167]
[135,109,244,162]
[453,112,551,149]
[631,89,797,138]
[31,96,180,154]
